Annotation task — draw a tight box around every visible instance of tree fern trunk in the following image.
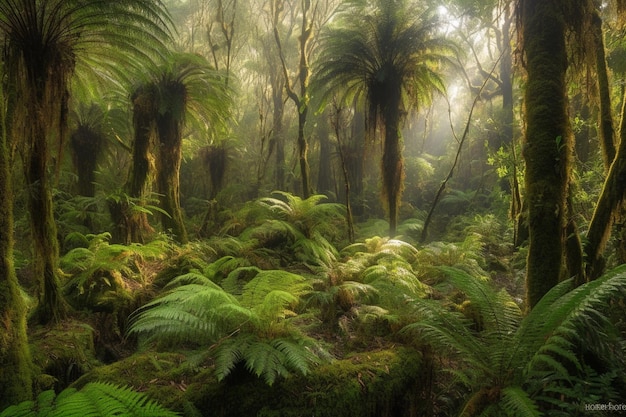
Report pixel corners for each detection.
[382,111,404,238]
[521,0,572,308]
[25,106,67,324]
[156,111,188,244]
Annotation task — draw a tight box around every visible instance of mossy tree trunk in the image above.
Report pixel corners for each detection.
[585,88,626,279]
[155,81,188,244]
[0,93,33,409]
[521,0,572,309]
[592,10,616,170]
[26,117,67,323]
[110,87,156,244]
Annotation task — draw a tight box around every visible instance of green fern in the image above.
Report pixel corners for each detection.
[401,265,626,416]
[128,267,325,385]
[61,232,170,310]
[0,382,178,417]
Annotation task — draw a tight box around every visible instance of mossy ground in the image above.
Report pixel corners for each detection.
[70,346,423,417]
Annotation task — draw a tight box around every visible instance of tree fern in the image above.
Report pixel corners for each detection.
[0,382,178,417]
[401,265,626,416]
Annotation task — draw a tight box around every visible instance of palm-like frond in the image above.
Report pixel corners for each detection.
[401,265,626,416]
[314,0,456,120]
[0,382,178,417]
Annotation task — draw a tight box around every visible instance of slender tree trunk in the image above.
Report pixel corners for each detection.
[521,0,572,309]
[272,83,286,191]
[0,96,32,408]
[298,108,312,198]
[273,0,313,198]
[585,88,626,279]
[317,112,333,197]
[592,10,616,170]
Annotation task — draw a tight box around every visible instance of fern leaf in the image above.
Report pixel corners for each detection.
[241,270,311,309]
[0,383,178,417]
[499,386,541,417]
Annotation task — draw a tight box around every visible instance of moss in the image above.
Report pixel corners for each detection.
[191,347,423,417]
[29,320,100,392]
[73,346,424,417]
[73,350,204,411]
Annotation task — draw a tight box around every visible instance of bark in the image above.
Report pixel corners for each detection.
[272,80,286,190]
[21,85,68,324]
[155,112,188,244]
[591,10,616,170]
[316,113,333,198]
[521,0,571,309]
[382,105,404,238]
[110,88,156,244]
[0,102,32,408]
[585,88,626,280]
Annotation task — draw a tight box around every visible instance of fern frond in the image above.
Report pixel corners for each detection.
[128,284,252,344]
[0,382,178,417]
[499,386,541,417]
[241,270,311,310]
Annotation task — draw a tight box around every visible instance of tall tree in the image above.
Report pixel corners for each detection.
[271,0,316,198]
[520,0,572,308]
[0,69,32,410]
[315,0,455,237]
[0,0,172,323]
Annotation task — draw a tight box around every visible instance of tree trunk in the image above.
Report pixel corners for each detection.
[25,102,67,324]
[317,112,333,198]
[272,82,286,191]
[592,10,616,170]
[70,124,103,197]
[521,0,572,309]
[349,109,366,218]
[0,100,32,408]
[585,87,626,279]
[110,88,156,244]
[156,110,188,244]
[382,107,404,238]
